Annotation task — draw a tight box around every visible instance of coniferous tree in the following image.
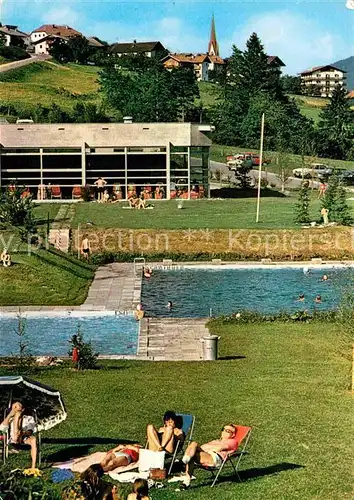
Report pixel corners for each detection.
[317,85,354,159]
[295,181,311,224]
[322,173,353,225]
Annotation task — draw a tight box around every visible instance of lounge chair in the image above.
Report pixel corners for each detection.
[51,185,62,199]
[72,185,82,200]
[1,407,42,466]
[200,424,252,487]
[166,413,195,475]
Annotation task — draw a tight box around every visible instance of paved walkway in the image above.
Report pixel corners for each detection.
[83,263,141,311]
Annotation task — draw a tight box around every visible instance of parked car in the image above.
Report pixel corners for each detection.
[244,152,270,166]
[226,154,253,171]
[338,169,354,185]
[292,163,332,179]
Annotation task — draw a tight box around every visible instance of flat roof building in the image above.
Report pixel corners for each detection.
[0,122,212,200]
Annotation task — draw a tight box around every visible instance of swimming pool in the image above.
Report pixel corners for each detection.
[0,313,139,357]
[141,265,353,318]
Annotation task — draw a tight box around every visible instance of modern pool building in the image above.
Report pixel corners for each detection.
[0,122,212,200]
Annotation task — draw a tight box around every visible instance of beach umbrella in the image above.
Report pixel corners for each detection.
[0,376,67,432]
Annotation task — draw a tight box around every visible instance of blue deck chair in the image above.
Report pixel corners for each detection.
[200,425,252,487]
[166,413,195,475]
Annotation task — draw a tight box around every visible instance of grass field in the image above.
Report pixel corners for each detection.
[0,204,94,306]
[0,321,352,499]
[0,62,100,112]
[0,248,95,305]
[71,196,326,230]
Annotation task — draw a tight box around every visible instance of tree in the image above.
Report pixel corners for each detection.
[68,35,90,64]
[50,38,71,63]
[98,62,199,122]
[317,85,354,159]
[240,33,284,100]
[280,75,302,94]
[68,329,98,369]
[0,184,37,241]
[322,172,353,225]
[295,181,311,224]
[274,150,293,192]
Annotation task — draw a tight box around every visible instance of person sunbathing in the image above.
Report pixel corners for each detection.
[0,248,11,267]
[99,443,141,472]
[181,424,238,488]
[146,410,184,455]
[0,401,37,469]
[128,195,139,209]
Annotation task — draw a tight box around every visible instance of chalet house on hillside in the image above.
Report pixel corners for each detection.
[109,41,166,58]
[162,53,212,81]
[86,36,105,48]
[267,56,285,71]
[30,24,82,54]
[299,64,347,97]
[0,25,29,47]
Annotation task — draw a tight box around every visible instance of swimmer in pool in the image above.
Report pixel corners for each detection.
[321,274,328,281]
[166,301,173,309]
[297,294,305,302]
[315,295,322,303]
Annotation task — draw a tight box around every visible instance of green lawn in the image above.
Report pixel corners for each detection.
[0,201,93,306]
[0,321,352,499]
[0,62,100,112]
[0,248,95,305]
[71,196,328,230]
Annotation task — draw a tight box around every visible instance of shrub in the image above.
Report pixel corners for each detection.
[0,45,30,62]
[68,328,99,369]
[0,467,61,499]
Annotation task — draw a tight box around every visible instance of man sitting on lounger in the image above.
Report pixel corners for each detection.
[0,401,37,469]
[147,410,184,455]
[181,423,238,488]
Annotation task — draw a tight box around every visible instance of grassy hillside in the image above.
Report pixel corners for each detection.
[0,61,101,113]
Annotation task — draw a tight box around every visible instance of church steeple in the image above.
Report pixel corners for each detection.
[208,14,219,56]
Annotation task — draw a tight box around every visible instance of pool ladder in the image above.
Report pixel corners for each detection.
[134,257,145,276]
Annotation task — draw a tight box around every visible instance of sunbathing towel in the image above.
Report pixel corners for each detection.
[53,452,139,475]
[108,470,149,483]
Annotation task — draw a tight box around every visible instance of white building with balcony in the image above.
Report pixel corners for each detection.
[299,65,347,97]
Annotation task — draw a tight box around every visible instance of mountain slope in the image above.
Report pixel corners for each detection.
[332,55,354,90]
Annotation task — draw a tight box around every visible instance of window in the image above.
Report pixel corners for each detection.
[39,45,42,49]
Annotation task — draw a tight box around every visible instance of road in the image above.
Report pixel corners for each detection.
[0,53,51,73]
[209,160,320,190]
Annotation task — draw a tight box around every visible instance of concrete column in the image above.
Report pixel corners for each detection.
[124,147,128,200]
[81,143,86,186]
[166,142,171,200]
[187,146,191,200]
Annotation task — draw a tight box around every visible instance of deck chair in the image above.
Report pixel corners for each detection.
[72,185,82,199]
[201,425,252,487]
[166,413,195,475]
[1,408,42,466]
[51,185,62,199]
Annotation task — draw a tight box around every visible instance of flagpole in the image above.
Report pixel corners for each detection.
[256,113,265,223]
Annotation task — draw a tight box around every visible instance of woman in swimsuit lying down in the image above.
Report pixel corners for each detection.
[99,443,142,472]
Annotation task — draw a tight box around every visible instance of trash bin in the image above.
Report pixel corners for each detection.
[202,335,220,360]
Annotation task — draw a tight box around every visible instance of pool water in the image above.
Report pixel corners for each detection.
[0,314,139,357]
[141,267,353,318]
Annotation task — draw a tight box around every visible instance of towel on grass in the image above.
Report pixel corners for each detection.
[53,452,139,475]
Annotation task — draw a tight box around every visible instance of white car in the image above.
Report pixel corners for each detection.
[292,163,332,179]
